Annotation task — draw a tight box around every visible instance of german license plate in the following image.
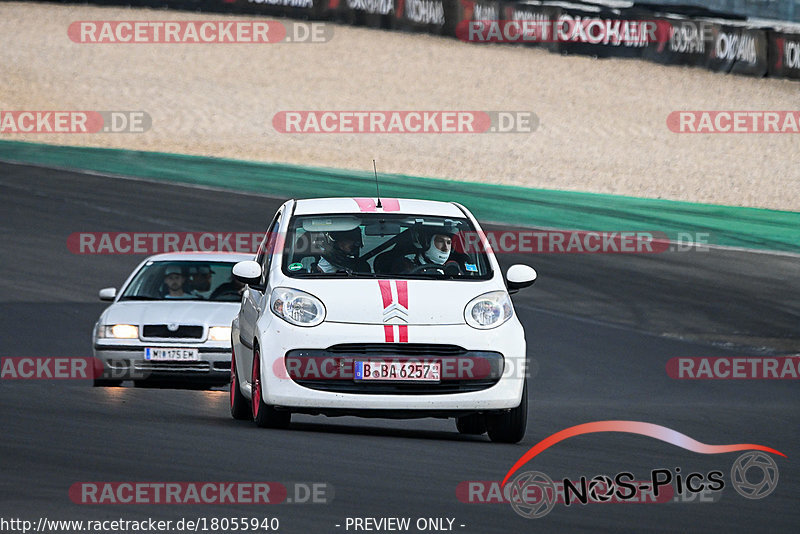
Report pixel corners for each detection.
[354,361,441,381]
[144,348,199,361]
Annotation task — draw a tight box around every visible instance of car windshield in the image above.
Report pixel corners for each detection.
[120,261,245,301]
[282,213,493,279]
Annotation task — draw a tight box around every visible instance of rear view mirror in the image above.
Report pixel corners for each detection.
[505,265,537,294]
[98,287,117,301]
[232,261,262,287]
[301,216,360,233]
[364,220,402,236]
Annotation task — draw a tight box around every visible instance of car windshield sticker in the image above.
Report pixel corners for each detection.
[288,262,303,271]
[465,263,478,272]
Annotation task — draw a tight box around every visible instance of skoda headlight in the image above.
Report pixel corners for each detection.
[208,326,232,342]
[464,291,513,329]
[98,324,139,339]
[271,287,326,327]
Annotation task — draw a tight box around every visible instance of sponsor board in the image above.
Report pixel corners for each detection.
[768,30,800,79]
[642,16,710,66]
[395,0,448,33]
[500,1,561,52]
[707,24,768,76]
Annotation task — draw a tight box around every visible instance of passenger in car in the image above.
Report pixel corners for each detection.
[162,265,193,299]
[188,264,214,293]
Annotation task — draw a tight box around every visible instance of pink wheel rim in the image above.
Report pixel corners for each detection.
[252,348,261,418]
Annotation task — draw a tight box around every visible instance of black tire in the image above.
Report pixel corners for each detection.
[486,380,528,443]
[251,345,291,429]
[230,346,251,420]
[456,414,487,435]
[92,378,123,387]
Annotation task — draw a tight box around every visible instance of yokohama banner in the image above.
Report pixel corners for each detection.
[768,29,800,79]
[452,0,501,38]
[394,0,449,34]
[211,0,326,18]
[641,15,714,67]
[334,0,396,28]
[706,22,768,76]
[500,0,562,52]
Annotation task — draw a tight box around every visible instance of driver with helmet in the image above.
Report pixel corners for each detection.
[394,222,464,275]
[315,227,370,273]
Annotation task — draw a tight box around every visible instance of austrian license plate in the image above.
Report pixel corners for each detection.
[144,348,199,361]
[354,361,441,382]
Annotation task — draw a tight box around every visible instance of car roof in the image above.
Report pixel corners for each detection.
[144,252,253,262]
[292,198,465,218]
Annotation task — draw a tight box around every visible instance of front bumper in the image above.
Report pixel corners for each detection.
[93,343,231,383]
[252,320,527,413]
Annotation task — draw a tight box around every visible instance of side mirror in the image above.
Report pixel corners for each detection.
[233,260,263,287]
[98,287,117,301]
[505,265,537,294]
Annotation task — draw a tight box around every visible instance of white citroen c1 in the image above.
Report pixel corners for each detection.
[230,198,537,442]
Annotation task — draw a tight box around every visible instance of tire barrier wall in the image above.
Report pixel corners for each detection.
[29,0,800,80]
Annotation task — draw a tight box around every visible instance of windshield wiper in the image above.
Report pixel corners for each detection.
[119,296,161,301]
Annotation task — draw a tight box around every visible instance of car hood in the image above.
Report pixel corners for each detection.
[280,279,499,326]
[101,301,240,327]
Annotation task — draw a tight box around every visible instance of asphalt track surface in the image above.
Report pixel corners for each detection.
[1,161,798,533]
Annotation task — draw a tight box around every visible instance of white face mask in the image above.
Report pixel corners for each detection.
[425,238,450,264]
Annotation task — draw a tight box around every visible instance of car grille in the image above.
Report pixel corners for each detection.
[285,345,503,395]
[134,361,211,372]
[326,343,467,356]
[291,380,499,395]
[142,325,204,339]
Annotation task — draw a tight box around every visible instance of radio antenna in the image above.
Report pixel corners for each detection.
[373,159,382,208]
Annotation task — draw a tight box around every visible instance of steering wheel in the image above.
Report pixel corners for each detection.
[407,264,445,275]
[443,261,464,275]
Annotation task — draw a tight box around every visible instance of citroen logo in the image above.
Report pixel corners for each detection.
[382,302,409,324]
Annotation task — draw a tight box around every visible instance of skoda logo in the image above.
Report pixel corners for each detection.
[167,323,179,332]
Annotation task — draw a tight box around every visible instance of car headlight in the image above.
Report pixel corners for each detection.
[464,291,513,329]
[98,324,139,339]
[271,287,326,327]
[208,326,232,342]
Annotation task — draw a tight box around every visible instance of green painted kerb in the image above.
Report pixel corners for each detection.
[1,140,798,252]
